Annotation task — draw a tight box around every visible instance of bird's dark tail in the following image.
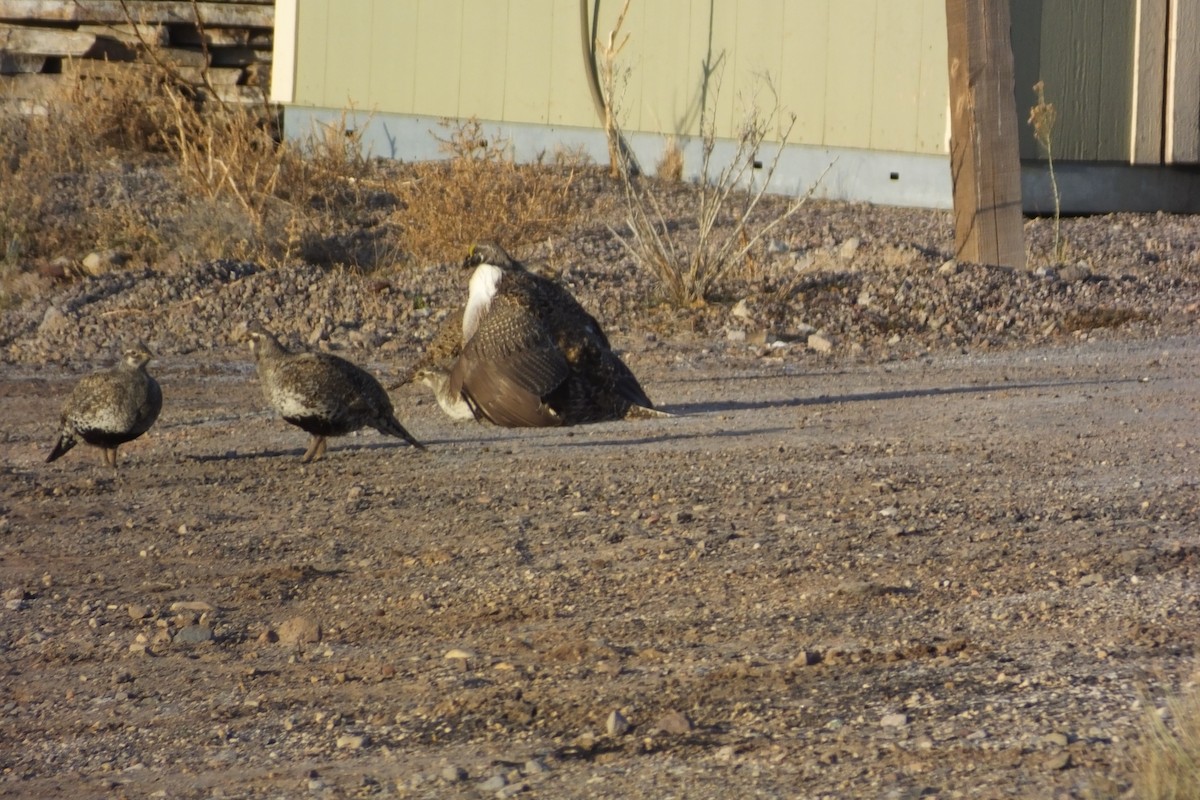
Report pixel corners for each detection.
[46,435,76,463]
[379,417,426,451]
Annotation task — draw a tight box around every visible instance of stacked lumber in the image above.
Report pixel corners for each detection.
[0,0,274,112]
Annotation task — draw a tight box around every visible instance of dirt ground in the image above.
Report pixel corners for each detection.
[1,330,1197,799]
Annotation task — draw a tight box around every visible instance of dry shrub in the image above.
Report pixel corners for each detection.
[1131,681,1200,799]
[0,62,186,280]
[395,118,586,263]
[656,136,684,182]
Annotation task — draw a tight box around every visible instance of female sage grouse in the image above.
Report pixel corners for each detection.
[47,341,163,468]
[402,307,475,421]
[447,242,655,427]
[246,322,425,462]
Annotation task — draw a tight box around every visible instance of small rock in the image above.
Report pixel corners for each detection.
[838,237,860,261]
[1044,751,1073,770]
[277,616,321,645]
[496,782,527,798]
[523,758,549,775]
[938,259,959,275]
[440,765,468,783]
[81,249,129,277]
[174,625,214,644]
[731,298,753,320]
[478,774,506,792]
[881,712,909,728]
[807,333,835,354]
[128,604,151,620]
[606,709,631,736]
[1057,262,1091,282]
[652,710,694,735]
[38,305,69,336]
[170,601,215,613]
[791,649,822,667]
[725,328,747,343]
[336,733,367,750]
[444,648,475,660]
[1041,732,1070,748]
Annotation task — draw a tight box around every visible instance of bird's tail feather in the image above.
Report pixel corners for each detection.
[379,417,426,450]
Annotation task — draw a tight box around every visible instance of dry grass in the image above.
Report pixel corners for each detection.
[595,8,828,306]
[2,56,592,308]
[656,136,684,182]
[1129,680,1200,799]
[1029,80,1065,263]
[394,118,589,264]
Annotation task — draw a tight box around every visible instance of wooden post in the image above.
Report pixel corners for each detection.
[945,0,1026,269]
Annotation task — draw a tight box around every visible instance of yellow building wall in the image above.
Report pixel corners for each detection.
[291,0,951,156]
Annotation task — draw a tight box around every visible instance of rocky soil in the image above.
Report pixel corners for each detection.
[1,178,1198,799]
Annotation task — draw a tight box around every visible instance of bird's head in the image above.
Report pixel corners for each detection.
[121,341,154,369]
[243,321,285,358]
[463,242,519,272]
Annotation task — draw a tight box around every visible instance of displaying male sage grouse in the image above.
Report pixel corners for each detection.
[47,341,163,468]
[245,322,425,462]
[447,242,656,427]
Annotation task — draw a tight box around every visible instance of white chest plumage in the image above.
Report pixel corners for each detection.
[463,263,503,343]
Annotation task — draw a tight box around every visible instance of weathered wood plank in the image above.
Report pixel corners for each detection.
[1166,0,1200,162]
[0,1,273,28]
[77,22,169,47]
[0,22,97,56]
[945,0,1026,269]
[1130,0,1167,163]
[0,51,44,74]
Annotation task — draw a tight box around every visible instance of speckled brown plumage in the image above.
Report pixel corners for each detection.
[47,342,162,468]
[447,242,654,427]
[246,323,424,462]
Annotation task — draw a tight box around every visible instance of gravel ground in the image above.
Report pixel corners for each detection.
[1,172,1199,799]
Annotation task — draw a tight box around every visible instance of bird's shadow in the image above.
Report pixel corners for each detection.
[655,376,1137,416]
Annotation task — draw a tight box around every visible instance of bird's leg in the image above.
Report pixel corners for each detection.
[103,447,118,468]
[302,435,326,463]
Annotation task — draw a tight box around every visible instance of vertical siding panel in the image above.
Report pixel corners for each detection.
[1130,0,1167,163]
[732,0,785,141]
[323,0,372,107]
[293,0,330,106]
[413,0,464,118]
[1166,0,1200,161]
[368,1,418,115]
[585,0,643,129]
[915,0,948,154]
[707,0,740,139]
[871,0,921,152]
[1096,0,1134,160]
[683,0,718,138]
[1010,0,1043,159]
[781,0,829,147]
[641,0,695,136]
[548,2,593,127]
[459,0,509,120]
[824,0,875,149]
[509,0,552,124]
[1039,0,1101,160]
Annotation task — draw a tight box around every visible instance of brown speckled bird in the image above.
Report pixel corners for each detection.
[447,242,655,427]
[400,307,475,421]
[246,323,424,462]
[47,341,163,468]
